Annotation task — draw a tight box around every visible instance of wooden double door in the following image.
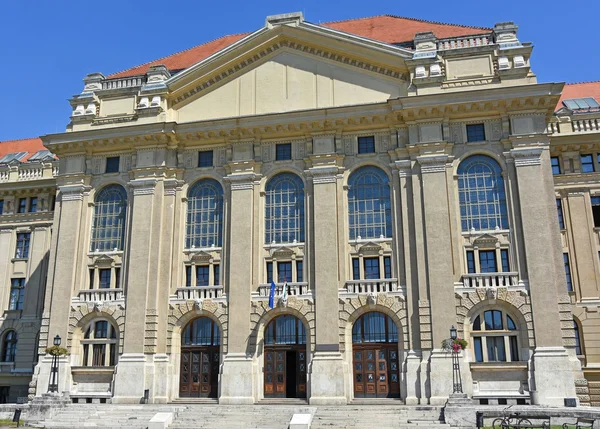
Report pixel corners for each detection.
[179,346,219,398]
[353,345,400,398]
[264,346,307,398]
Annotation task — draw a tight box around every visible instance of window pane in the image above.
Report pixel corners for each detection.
[574,322,582,355]
[473,316,481,331]
[296,261,303,283]
[186,180,224,248]
[384,256,392,279]
[466,251,476,274]
[500,249,510,272]
[509,336,519,361]
[474,337,483,362]
[551,156,561,175]
[564,253,573,292]
[363,258,380,280]
[277,261,292,283]
[196,266,209,287]
[91,185,127,252]
[352,259,360,280]
[348,167,391,239]
[105,157,120,173]
[487,337,506,361]
[358,136,375,154]
[458,155,507,231]
[507,315,517,330]
[265,173,304,244]
[198,151,213,168]
[581,154,595,173]
[466,124,486,142]
[556,199,565,229]
[479,250,497,273]
[275,143,292,161]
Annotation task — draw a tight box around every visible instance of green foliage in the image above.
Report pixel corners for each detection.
[45,345,68,356]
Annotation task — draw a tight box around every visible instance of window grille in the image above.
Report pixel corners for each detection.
[186,179,224,248]
[458,155,508,231]
[265,173,305,244]
[90,185,127,252]
[348,166,392,239]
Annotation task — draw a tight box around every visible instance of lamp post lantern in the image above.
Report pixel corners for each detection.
[48,335,61,393]
[450,326,463,394]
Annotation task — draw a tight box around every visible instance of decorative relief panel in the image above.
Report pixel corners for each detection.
[92,158,102,175]
[489,120,502,141]
[449,124,463,144]
[184,152,194,169]
[343,137,354,156]
[262,145,271,163]
[295,141,305,160]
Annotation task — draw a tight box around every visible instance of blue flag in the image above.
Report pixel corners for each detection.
[268,281,276,309]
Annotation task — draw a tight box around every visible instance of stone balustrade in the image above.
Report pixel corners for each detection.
[572,118,600,132]
[18,164,44,181]
[460,272,519,288]
[342,278,399,294]
[547,116,600,135]
[438,35,490,50]
[0,163,58,183]
[101,76,145,90]
[78,288,124,302]
[175,286,225,300]
[257,282,311,297]
[0,170,8,182]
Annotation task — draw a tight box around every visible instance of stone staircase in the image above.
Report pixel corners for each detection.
[30,404,185,428]
[29,403,449,429]
[170,404,314,428]
[311,405,448,429]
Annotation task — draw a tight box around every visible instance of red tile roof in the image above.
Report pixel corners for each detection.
[108,15,491,78]
[0,137,45,162]
[557,81,600,111]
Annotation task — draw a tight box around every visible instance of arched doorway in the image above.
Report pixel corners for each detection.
[179,317,220,398]
[264,315,307,398]
[352,312,400,398]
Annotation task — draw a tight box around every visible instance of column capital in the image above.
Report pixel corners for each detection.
[416,154,449,174]
[392,160,412,177]
[58,184,91,201]
[224,173,259,191]
[509,147,543,167]
[128,178,157,196]
[306,166,341,184]
[0,228,13,235]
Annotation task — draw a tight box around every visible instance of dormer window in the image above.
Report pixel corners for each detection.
[563,97,600,113]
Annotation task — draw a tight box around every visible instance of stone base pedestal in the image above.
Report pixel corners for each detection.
[151,354,169,404]
[444,393,476,427]
[219,353,255,404]
[308,351,346,405]
[34,356,71,397]
[531,347,577,406]
[112,353,147,404]
[404,350,421,405]
[26,392,71,424]
[428,350,453,405]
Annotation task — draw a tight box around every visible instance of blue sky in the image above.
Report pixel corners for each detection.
[1,0,598,141]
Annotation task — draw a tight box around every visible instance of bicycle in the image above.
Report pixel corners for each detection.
[492,405,533,429]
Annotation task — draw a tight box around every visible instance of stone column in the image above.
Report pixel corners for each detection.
[112,178,157,403]
[511,146,577,405]
[219,171,257,404]
[36,181,88,396]
[307,159,346,405]
[565,192,600,302]
[417,154,456,405]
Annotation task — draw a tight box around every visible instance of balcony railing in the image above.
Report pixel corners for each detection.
[78,288,124,302]
[257,282,311,297]
[175,286,225,300]
[460,272,519,288]
[342,278,400,294]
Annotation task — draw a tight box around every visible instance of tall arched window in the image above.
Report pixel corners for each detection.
[574,318,584,356]
[265,173,305,244]
[186,179,224,248]
[471,309,520,362]
[90,185,127,252]
[82,320,119,367]
[265,315,306,345]
[348,167,392,240]
[458,155,508,231]
[352,312,398,343]
[2,331,17,362]
[182,318,220,346]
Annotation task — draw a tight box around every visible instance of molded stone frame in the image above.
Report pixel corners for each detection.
[339,295,408,401]
[250,297,315,401]
[68,304,126,360]
[167,300,228,401]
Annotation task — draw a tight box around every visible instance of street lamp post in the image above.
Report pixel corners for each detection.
[450,326,463,394]
[48,335,61,393]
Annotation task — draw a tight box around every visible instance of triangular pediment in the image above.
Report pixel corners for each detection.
[358,241,383,253]
[472,233,498,247]
[94,254,115,265]
[271,246,296,258]
[168,23,410,122]
[190,250,213,262]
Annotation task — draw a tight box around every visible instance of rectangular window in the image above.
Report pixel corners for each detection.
[509,336,519,361]
[0,200,4,215]
[9,278,25,311]
[352,258,360,280]
[198,150,213,168]
[383,256,392,279]
[479,250,497,273]
[29,197,37,213]
[564,253,573,292]
[581,154,595,173]
[591,196,600,227]
[275,143,292,161]
[363,257,380,279]
[115,267,121,289]
[105,156,120,173]
[557,199,565,229]
[466,251,476,274]
[17,198,27,214]
[266,262,273,283]
[466,123,486,142]
[277,261,292,283]
[15,232,30,258]
[357,136,375,154]
[500,249,510,272]
[486,337,507,362]
[551,156,561,175]
[474,337,483,362]
[92,344,106,366]
[296,260,303,283]
[98,269,111,289]
[210,264,218,286]
[89,269,95,289]
[196,265,209,287]
[185,266,192,287]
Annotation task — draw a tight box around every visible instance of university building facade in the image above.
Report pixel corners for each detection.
[0,12,598,406]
